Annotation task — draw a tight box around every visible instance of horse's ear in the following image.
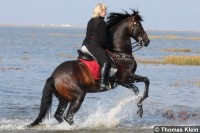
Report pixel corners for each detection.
[131,9,143,21]
[130,9,138,15]
[130,9,134,13]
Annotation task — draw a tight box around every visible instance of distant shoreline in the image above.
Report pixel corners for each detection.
[0,24,200,32]
[0,24,84,29]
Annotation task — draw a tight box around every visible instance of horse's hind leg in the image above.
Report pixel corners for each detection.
[54,97,68,123]
[64,92,86,125]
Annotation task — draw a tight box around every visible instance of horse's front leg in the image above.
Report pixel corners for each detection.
[121,82,139,96]
[132,74,150,103]
[132,74,149,117]
[123,74,149,117]
[121,73,149,102]
[121,81,144,117]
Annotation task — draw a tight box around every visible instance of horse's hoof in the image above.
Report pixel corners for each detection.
[137,110,143,117]
[54,115,64,123]
[64,117,74,125]
[27,124,33,128]
[68,121,74,125]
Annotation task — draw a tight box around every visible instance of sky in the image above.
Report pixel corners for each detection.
[0,0,200,31]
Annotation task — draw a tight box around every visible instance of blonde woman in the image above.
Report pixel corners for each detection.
[82,3,111,91]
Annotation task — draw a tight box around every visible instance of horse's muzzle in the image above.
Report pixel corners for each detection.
[144,39,150,47]
[138,36,150,47]
[141,34,150,47]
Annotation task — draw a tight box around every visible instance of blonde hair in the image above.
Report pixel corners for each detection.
[92,3,107,18]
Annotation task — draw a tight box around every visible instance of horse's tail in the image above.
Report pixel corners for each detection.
[28,76,54,127]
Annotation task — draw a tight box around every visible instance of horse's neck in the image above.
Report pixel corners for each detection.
[112,25,132,54]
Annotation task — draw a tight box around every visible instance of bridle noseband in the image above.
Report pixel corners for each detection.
[130,21,145,52]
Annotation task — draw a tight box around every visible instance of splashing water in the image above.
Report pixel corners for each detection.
[0,96,136,131]
[77,96,136,129]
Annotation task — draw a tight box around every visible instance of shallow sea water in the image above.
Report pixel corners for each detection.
[0,26,200,133]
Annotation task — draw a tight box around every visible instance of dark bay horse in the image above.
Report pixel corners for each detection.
[29,10,150,127]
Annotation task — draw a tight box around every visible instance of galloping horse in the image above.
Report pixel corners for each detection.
[29,10,150,127]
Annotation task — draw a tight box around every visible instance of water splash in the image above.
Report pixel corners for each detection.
[0,96,136,131]
[77,96,135,129]
[0,119,30,130]
[1,98,200,131]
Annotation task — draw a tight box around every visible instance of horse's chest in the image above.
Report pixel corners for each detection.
[116,59,136,80]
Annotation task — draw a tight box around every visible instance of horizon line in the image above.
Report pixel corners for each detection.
[0,24,200,32]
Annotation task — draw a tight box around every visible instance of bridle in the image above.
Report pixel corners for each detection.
[111,15,148,58]
[131,41,143,52]
[130,21,145,52]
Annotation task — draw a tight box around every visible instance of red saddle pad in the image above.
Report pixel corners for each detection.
[78,58,100,80]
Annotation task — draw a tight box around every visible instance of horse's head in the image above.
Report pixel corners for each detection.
[128,10,150,47]
[107,10,150,52]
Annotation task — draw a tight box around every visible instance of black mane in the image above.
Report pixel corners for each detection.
[106,9,143,29]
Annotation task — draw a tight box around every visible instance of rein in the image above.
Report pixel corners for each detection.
[131,41,143,52]
[131,36,145,52]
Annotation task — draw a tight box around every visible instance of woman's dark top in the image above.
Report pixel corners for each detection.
[82,17,109,49]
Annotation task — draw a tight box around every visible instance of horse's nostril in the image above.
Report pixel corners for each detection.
[145,39,150,46]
